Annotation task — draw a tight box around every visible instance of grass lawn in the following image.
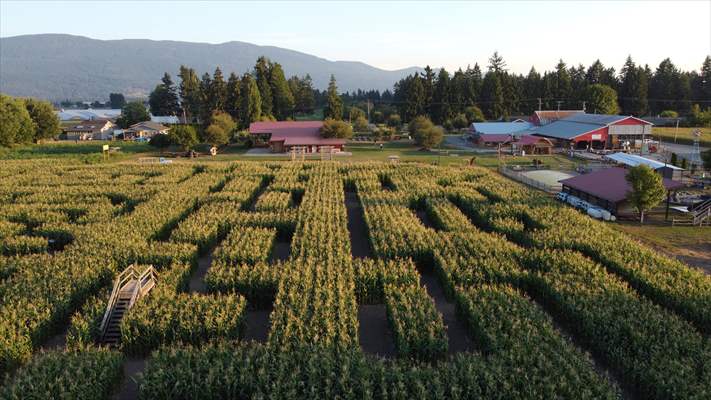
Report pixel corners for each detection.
[612,221,711,274]
[652,126,711,147]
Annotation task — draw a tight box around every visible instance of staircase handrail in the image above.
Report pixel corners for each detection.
[99,265,140,335]
[129,266,158,308]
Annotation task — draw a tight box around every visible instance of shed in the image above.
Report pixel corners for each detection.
[512,135,553,155]
[559,167,684,215]
[604,152,684,180]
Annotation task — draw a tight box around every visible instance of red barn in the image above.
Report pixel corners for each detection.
[249,121,346,153]
[530,113,653,150]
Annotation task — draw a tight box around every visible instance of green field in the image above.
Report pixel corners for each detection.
[653,126,711,147]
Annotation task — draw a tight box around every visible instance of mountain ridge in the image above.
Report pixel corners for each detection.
[0,34,423,101]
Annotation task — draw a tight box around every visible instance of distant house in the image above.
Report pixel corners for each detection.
[63,119,115,140]
[249,121,346,153]
[123,121,169,140]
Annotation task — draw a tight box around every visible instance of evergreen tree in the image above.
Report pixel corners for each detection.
[109,93,126,109]
[480,71,504,119]
[698,56,711,101]
[198,72,213,124]
[554,59,572,106]
[254,56,273,118]
[178,65,201,122]
[650,58,680,114]
[269,62,294,120]
[523,67,542,113]
[149,72,180,116]
[116,101,150,128]
[240,73,261,127]
[225,72,241,121]
[210,67,227,113]
[422,66,436,116]
[432,69,452,124]
[323,75,343,120]
[619,56,648,116]
[488,51,507,74]
[405,75,426,121]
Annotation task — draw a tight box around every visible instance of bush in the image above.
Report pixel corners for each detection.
[660,110,679,118]
[453,113,469,129]
[320,118,353,139]
[465,106,486,123]
[386,114,402,129]
[353,116,369,133]
[149,133,172,149]
[408,116,444,149]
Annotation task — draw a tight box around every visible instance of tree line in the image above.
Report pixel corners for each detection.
[387,53,711,124]
[148,56,345,128]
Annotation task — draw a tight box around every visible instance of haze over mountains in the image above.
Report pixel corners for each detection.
[0,34,423,101]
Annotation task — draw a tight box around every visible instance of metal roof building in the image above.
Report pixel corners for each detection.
[559,167,684,215]
[529,113,653,149]
[605,153,683,171]
[471,121,532,135]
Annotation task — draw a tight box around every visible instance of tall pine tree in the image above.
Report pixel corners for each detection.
[178,66,200,122]
[323,75,343,120]
[254,56,273,118]
[225,72,241,121]
[240,73,261,127]
[269,63,294,120]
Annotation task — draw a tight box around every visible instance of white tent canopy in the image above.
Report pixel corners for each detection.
[605,152,683,171]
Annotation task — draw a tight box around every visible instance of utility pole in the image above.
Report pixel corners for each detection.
[537,98,542,111]
[367,100,371,123]
[556,100,563,111]
[582,101,586,112]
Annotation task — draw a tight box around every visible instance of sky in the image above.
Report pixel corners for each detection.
[1,0,710,74]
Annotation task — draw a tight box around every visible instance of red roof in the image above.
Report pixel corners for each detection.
[249,121,346,146]
[477,134,512,143]
[559,167,684,203]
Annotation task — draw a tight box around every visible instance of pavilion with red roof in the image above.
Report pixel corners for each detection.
[249,121,346,153]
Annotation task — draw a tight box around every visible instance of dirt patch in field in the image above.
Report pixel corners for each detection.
[113,357,146,400]
[358,304,396,358]
[189,252,213,293]
[243,306,272,343]
[417,264,474,355]
[344,190,373,258]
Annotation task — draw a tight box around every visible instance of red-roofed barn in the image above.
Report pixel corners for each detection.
[249,121,346,153]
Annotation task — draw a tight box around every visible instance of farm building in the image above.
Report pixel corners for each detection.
[511,135,554,155]
[57,109,122,121]
[62,119,115,140]
[470,121,532,135]
[605,152,684,180]
[249,121,346,153]
[559,167,683,215]
[530,113,653,150]
[530,110,584,126]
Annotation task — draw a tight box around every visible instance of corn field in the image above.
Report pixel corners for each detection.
[0,159,709,399]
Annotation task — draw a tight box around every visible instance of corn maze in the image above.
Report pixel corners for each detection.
[1,159,710,399]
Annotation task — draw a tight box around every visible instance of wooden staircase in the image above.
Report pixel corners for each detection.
[672,198,711,226]
[100,265,158,346]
